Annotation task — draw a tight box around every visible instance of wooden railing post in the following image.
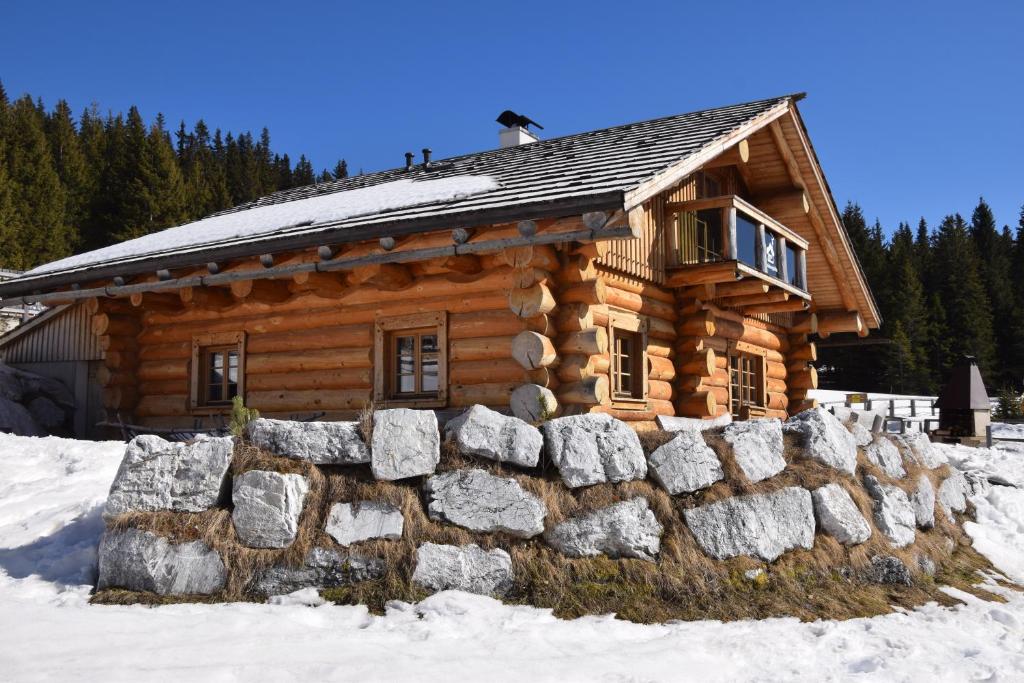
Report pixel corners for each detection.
[726,207,738,261]
[796,250,807,289]
[777,235,788,283]
[754,223,766,272]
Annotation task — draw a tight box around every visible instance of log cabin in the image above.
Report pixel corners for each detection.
[0,94,879,432]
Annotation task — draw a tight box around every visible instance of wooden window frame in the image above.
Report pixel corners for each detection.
[607,308,648,408]
[727,341,767,418]
[190,331,246,413]
[374,311,447,408]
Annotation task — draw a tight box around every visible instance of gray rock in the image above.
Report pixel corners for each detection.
[867,555,912,586]
[911,474,936,529]
[864,437,907,479]
[863,475,916,548]
[545,497,664,560]
[424,469,546,539]
[647,430,724,494]
[785,408,858,475]
[683,487,816,561]
[445,405,542,468]
[27,395,66,431]
[938,469,969,517]
[0,395,43,436]
[541,413,646,488]
[325,501,404,546]
[918,555,937,577]
[849,421,873,447]
[371,409,440,481]
[854,410,885,432]
[656,413,733,432]
[97,528,225,595]
[830,406,854,422]
[811,483,871,545]
[105,434,233,517]
[245,418,369,465]
[894,432,943,469]
[232,470,309,548]
[722,418,786,483]
[253,547,385,596]
[0,362,74,407]
[411,543,513,596]
[509,384,558,424]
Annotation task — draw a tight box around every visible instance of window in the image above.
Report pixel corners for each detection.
[374,312,447,407]
[191,332,245,410]
[674,208,723,264]
[729,352,765,418]
[608,309,647,404]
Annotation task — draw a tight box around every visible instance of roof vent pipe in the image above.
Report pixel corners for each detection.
[422,148,432,169]
[405,152,414,171]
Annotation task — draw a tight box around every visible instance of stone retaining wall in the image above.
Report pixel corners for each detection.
[96,406,973,615]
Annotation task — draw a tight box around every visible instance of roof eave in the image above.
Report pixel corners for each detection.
[0,191,625,300]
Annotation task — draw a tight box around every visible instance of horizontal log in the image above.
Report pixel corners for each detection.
[554,302,594,332]
[102,386,138,411]
[135,394,190,417]
[246,347,372,374]
[647,341,673,359]
[230,279,293,303]
[715,280,770,298]
[788,366,818,391]
[710,316,745,341]
[138,341,190,361]
[705,384,729,406]
[246,324,373,353]
[179,286,234,309]
[248,388,371,413]
[767,361,787,380]
[646,316,675,341]
[509,281,556,318]
[593,399,673,421]
[99,335,138,353]
[647,354,676,381]
[137,359,188,382]
[604,286,676,321]
[560,280,607,305]
[449,336,514,362]
[791,312,818,334]
[678,283,715,300]
[558,376,609,405]
[664,262,739,287]
[348,263,414,291]
[91,313,139,338]
[449,359,528,385]
[767,377,787,393]
[767,391,789,411]
[558,327,608,355]
[557,354,610,382]
[817,310,866,338]
[723,290,790,308]
[512,331,557,370]
[246,367,372,392]
[289,271,348,297]
[97,366,136,387]
[647,380,673,401]
[449,382,521,407]
[743,299,809,315]
[678,311,715,337]
[678,348,715,377]
[138,379,188,396]
[675,391,715,418]
[789,342,817,361]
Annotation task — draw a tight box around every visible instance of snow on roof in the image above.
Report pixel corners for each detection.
[25,175,501,277]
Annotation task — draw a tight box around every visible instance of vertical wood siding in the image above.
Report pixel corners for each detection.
[0,304,101,363]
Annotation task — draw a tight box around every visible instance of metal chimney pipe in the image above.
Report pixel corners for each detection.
[404,152,414,171]
[422,148,432,169]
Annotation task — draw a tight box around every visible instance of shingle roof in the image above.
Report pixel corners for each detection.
[0,94,795,297]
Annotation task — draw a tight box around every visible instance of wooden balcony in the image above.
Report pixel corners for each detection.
[663,195,811,313]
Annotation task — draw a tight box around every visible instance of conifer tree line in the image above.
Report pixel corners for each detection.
[820,199,1024,395]
[0,82,348,270]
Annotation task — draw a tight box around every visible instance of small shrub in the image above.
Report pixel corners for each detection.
[228,396,259,437]
[994,387,1023,419]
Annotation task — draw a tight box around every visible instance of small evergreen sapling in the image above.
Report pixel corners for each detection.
[229,395,260,437]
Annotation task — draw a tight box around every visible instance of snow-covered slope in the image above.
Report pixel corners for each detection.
[0,432,1022,682]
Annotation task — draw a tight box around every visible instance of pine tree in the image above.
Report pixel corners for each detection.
[3,96,69,267]
[931,213,997,378]
[46,100,88,249]
[292,154,315,186]
[333,159,348,180]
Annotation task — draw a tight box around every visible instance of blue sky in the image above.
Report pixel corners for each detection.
[2,0,1021,234]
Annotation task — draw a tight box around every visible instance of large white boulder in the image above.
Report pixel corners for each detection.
[864,437,906,479]
[893,432,943,469]
[231,470,309,549]
[371,409,440,481]
[445,405,543,468]
[545,497,663,560]
[656,413,732,432]
[938,469,969,517]
[541,413,647,488]
[412,543,513,597]
[722,418,786,483]
[253,547,384,596]
[683,487,815,561]
[811,483,871,545]
[424,469,546,538]
[245,418,369,464]
[863,475,916,548]
[105,434,233,517]
[785,408,858,475]
[97,528,225,595]
[325,501,404,546]
[647,430,724,494]
[911,474,936,529]
[848,421,873,447]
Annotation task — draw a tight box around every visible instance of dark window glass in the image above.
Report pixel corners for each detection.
[735,213,758,268]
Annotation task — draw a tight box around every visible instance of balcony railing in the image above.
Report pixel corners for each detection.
[664,195,809,292]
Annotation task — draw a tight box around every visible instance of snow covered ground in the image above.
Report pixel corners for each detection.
[1,433,1023,682]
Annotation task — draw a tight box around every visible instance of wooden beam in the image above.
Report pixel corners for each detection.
[714,280,769,298]
[230,279,293,303]
[702,139,750,169]
[721,290,789,308]
[664,262,741,288]
[743,298,809,315]
[816,310,865,338]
